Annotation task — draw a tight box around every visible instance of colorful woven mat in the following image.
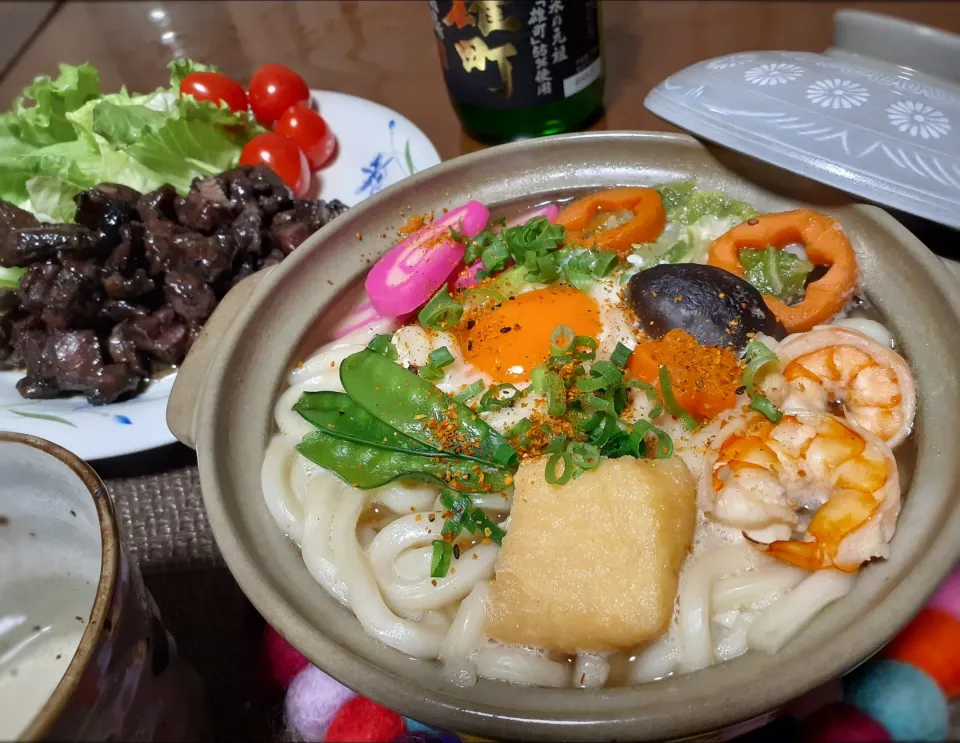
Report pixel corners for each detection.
[268,565,959,742]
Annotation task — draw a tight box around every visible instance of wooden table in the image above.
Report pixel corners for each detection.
[4,0,959,162]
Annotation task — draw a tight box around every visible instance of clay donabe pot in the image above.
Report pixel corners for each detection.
[166,132,960,742]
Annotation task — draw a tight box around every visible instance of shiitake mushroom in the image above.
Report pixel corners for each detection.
[626,263,785,351]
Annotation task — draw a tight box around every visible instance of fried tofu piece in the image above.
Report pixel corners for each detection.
[486,456,696,653]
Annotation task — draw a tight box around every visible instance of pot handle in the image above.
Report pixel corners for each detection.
[167,267,274,449]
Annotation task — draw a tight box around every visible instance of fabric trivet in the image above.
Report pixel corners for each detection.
[270,565,960,742]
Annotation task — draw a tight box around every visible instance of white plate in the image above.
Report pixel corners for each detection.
[0,90,441,461]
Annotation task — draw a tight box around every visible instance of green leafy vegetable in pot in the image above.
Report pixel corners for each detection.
[739,247,815,304]
[654,179,758,226]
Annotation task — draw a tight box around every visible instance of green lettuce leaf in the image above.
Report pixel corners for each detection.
[0,265,26,290]
[89,96,260,192]
[4,63,101,148]
[25,176,85,222]
[0,59,265,227]
[167,59,218,94]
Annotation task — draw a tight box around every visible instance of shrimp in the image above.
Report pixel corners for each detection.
[699,410,900,572]
[764,326,916,448]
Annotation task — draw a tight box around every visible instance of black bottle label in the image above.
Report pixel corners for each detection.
[429,0,602,110]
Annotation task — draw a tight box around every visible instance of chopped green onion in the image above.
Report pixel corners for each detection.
[366,334,398,360]
[581,393,615,414]
[611,385,628,416]
[461,228,494,264]
[508,417,534,441]
[658,366,698,431]
[579,361,623,390]
[610,342,633,369]
[428,347,455,368]
[750,394,783,423]
[620,422,647,458]
[530,364,547,393]
[587,413,620,447]
[535,253,560,283]
[464,508,506,544]
[576,375,608,393]
[449,223,467,244]
[418,288,464,330]
[440,490,472,538]
[479,383,519,412]
[632,419,674,458]
[572,335,598,360]
[544,371,567,416]
[583,411,604,432]
[648,403,663,419]
[627,379,658,401]
[441,489,472,513]
[480,240,511,274]
[546,436,568,454]
[492,442,519,468]
[550,325,575,356]
[742,338,779,395]
[545,451,573,485]
[430,540,453,578]
[460,287,506,309]
[418,348,455,381]
[453,380,485,403]
[569,442,600,470]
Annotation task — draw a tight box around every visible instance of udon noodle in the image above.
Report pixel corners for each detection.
[261,184,916,689]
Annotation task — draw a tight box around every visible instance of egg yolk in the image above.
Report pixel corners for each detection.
[458,286,601,384]
[627,328,743,419]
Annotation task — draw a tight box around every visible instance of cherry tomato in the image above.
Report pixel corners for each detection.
[248,63,310,127]
[179,71,248,113]
[239,133,310,197]
[274,104,336,170]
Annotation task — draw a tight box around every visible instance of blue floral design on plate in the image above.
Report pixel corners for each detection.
[356,119,418,199]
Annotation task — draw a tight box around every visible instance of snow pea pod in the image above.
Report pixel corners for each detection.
[295,391,437,456]
[296,430,512,493]
[339,350,517,470]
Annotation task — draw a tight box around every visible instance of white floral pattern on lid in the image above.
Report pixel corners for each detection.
[886,100,951,139]
[744,63,805,86]
[645,50,960,230]
[806,79,870,109]
[706,53,758,70]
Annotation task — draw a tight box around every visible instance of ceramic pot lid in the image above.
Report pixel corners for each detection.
[644,16,960,230]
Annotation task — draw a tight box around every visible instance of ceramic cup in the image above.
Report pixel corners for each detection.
[0,432,206,741]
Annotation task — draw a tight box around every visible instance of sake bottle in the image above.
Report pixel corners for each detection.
[428,0,605,143]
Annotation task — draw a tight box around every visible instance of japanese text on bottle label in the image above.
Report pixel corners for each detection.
[431,0,601,110]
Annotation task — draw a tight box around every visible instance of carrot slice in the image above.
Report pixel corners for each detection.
[707,209,857,333]
[557,187,666,256]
